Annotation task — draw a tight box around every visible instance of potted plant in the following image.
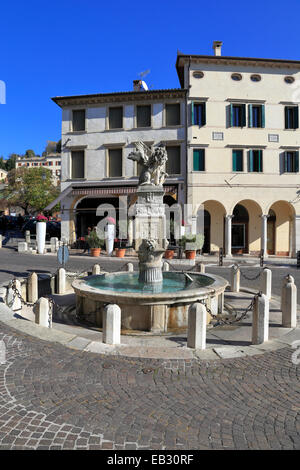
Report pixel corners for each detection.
[36,213,48,254]
[164,246,175,259]
[179,234,197,260]
[86,230,104,257]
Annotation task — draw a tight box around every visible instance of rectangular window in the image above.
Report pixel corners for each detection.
[285,106,299,129]
[230,104,246,127]
[109,107,123,129]
[166,146,181,175]
[248,150,263,172]
[166,103,180,126]
[71,151,84,179]
[193,149,205,171]
[136,105,151,127]
[72,110,86,131]
[284,151,299,172]
[108,148,122,177]
[192,102,206,126]
[232,150,243,171]
[248,104,265,128]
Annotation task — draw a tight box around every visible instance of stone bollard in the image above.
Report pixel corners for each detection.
[281,275,294,312]
[282,275,297,328]
[8,280,22,311]
[57,268,66,294]
[218,292,224,314]
[126,263,134,272]
[230,265,240,292]
[34,297,51,328]
[25,230,31,245]
[163,262,169,272]
[18,242,28,253]
[197,263,205,273]
[0,234,2,249]
[27,272,38,303]
[187,303,207,350]
[261,268,272,299]
[50,237,59,253]
[103,304,121,345]
[252,293,269,345]
[92,264,101,275]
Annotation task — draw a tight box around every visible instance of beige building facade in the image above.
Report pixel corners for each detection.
[16,153,61,186]
[177,42,300,257]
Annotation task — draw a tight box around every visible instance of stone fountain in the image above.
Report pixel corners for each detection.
[72,142,228,332]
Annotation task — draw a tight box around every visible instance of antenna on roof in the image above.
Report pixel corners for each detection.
[139,69,150,79]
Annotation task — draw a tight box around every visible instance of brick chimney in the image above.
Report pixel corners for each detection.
[133,80,142,91]
[213,41,223,56]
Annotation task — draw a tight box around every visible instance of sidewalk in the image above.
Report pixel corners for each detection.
[1,289,299,361]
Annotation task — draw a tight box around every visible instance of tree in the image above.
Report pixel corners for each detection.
[5,154,18,171]
[0,157,6,170]
[25,149,36,159]
[3,167,60,214]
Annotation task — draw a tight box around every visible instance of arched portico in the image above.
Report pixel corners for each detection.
[201,201,226,254]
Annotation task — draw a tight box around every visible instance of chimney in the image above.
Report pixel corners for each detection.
[213,41,223,56]
[133,80,142,91]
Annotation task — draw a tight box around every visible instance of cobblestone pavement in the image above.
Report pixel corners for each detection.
[0,322,300,450]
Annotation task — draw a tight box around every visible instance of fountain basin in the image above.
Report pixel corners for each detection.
[72,271,228,333]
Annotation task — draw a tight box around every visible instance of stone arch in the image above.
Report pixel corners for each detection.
[231,200,262,255]
[201,200,227,254]
[267,200,295,256]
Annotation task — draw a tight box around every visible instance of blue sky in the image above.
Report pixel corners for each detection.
[0,0,299,158]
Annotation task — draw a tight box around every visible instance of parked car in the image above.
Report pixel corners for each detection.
[21,220,61,240]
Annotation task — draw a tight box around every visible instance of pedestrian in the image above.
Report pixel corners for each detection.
[83,227,92,254]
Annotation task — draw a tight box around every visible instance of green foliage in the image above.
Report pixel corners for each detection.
[25,149,36,158]
[3,167,60,214]
[0,157,6,170]
[86,230,104,248]
[179,233,205,250]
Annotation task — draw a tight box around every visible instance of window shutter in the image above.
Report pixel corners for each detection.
[259,150,263,172]
[242,104,246,127]
[232,150,237,171]
[249,150,253,172]
[248,104,253,128]
[294,107,299,129]
[284,152,288,173]
[230,104,233,127]
[296,151,299,172]
[202,103,206,126]
[191,102,194,125]
[193,150,199,171]
[284,107,288,129]
[261,105,265,128]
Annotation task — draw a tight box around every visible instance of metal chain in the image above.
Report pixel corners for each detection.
[233,263,262,281]
[199,293,257,327]
[7,279,36,309]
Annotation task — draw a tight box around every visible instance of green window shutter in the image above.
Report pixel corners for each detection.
[248,104,253,128]
[193,150,199,171]
[230,104,233,127]
[242,104,246,127]
[284,152,287,172]
[295,151,299,172]
[202,103,206,126]
[259,150,263,172]
[249,150,253,172]
[294,107,299,129]
[284,107,288,129]
[191,102,194,125]
[261,105,265,128]
[232,150,237,171]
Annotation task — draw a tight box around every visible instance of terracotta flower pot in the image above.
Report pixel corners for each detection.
[185,250,196,260]
[116,248,126,258]
[164,249,174,259]
[91,248,101,257]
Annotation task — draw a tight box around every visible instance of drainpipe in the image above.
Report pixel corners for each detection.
[185,57,191,212]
